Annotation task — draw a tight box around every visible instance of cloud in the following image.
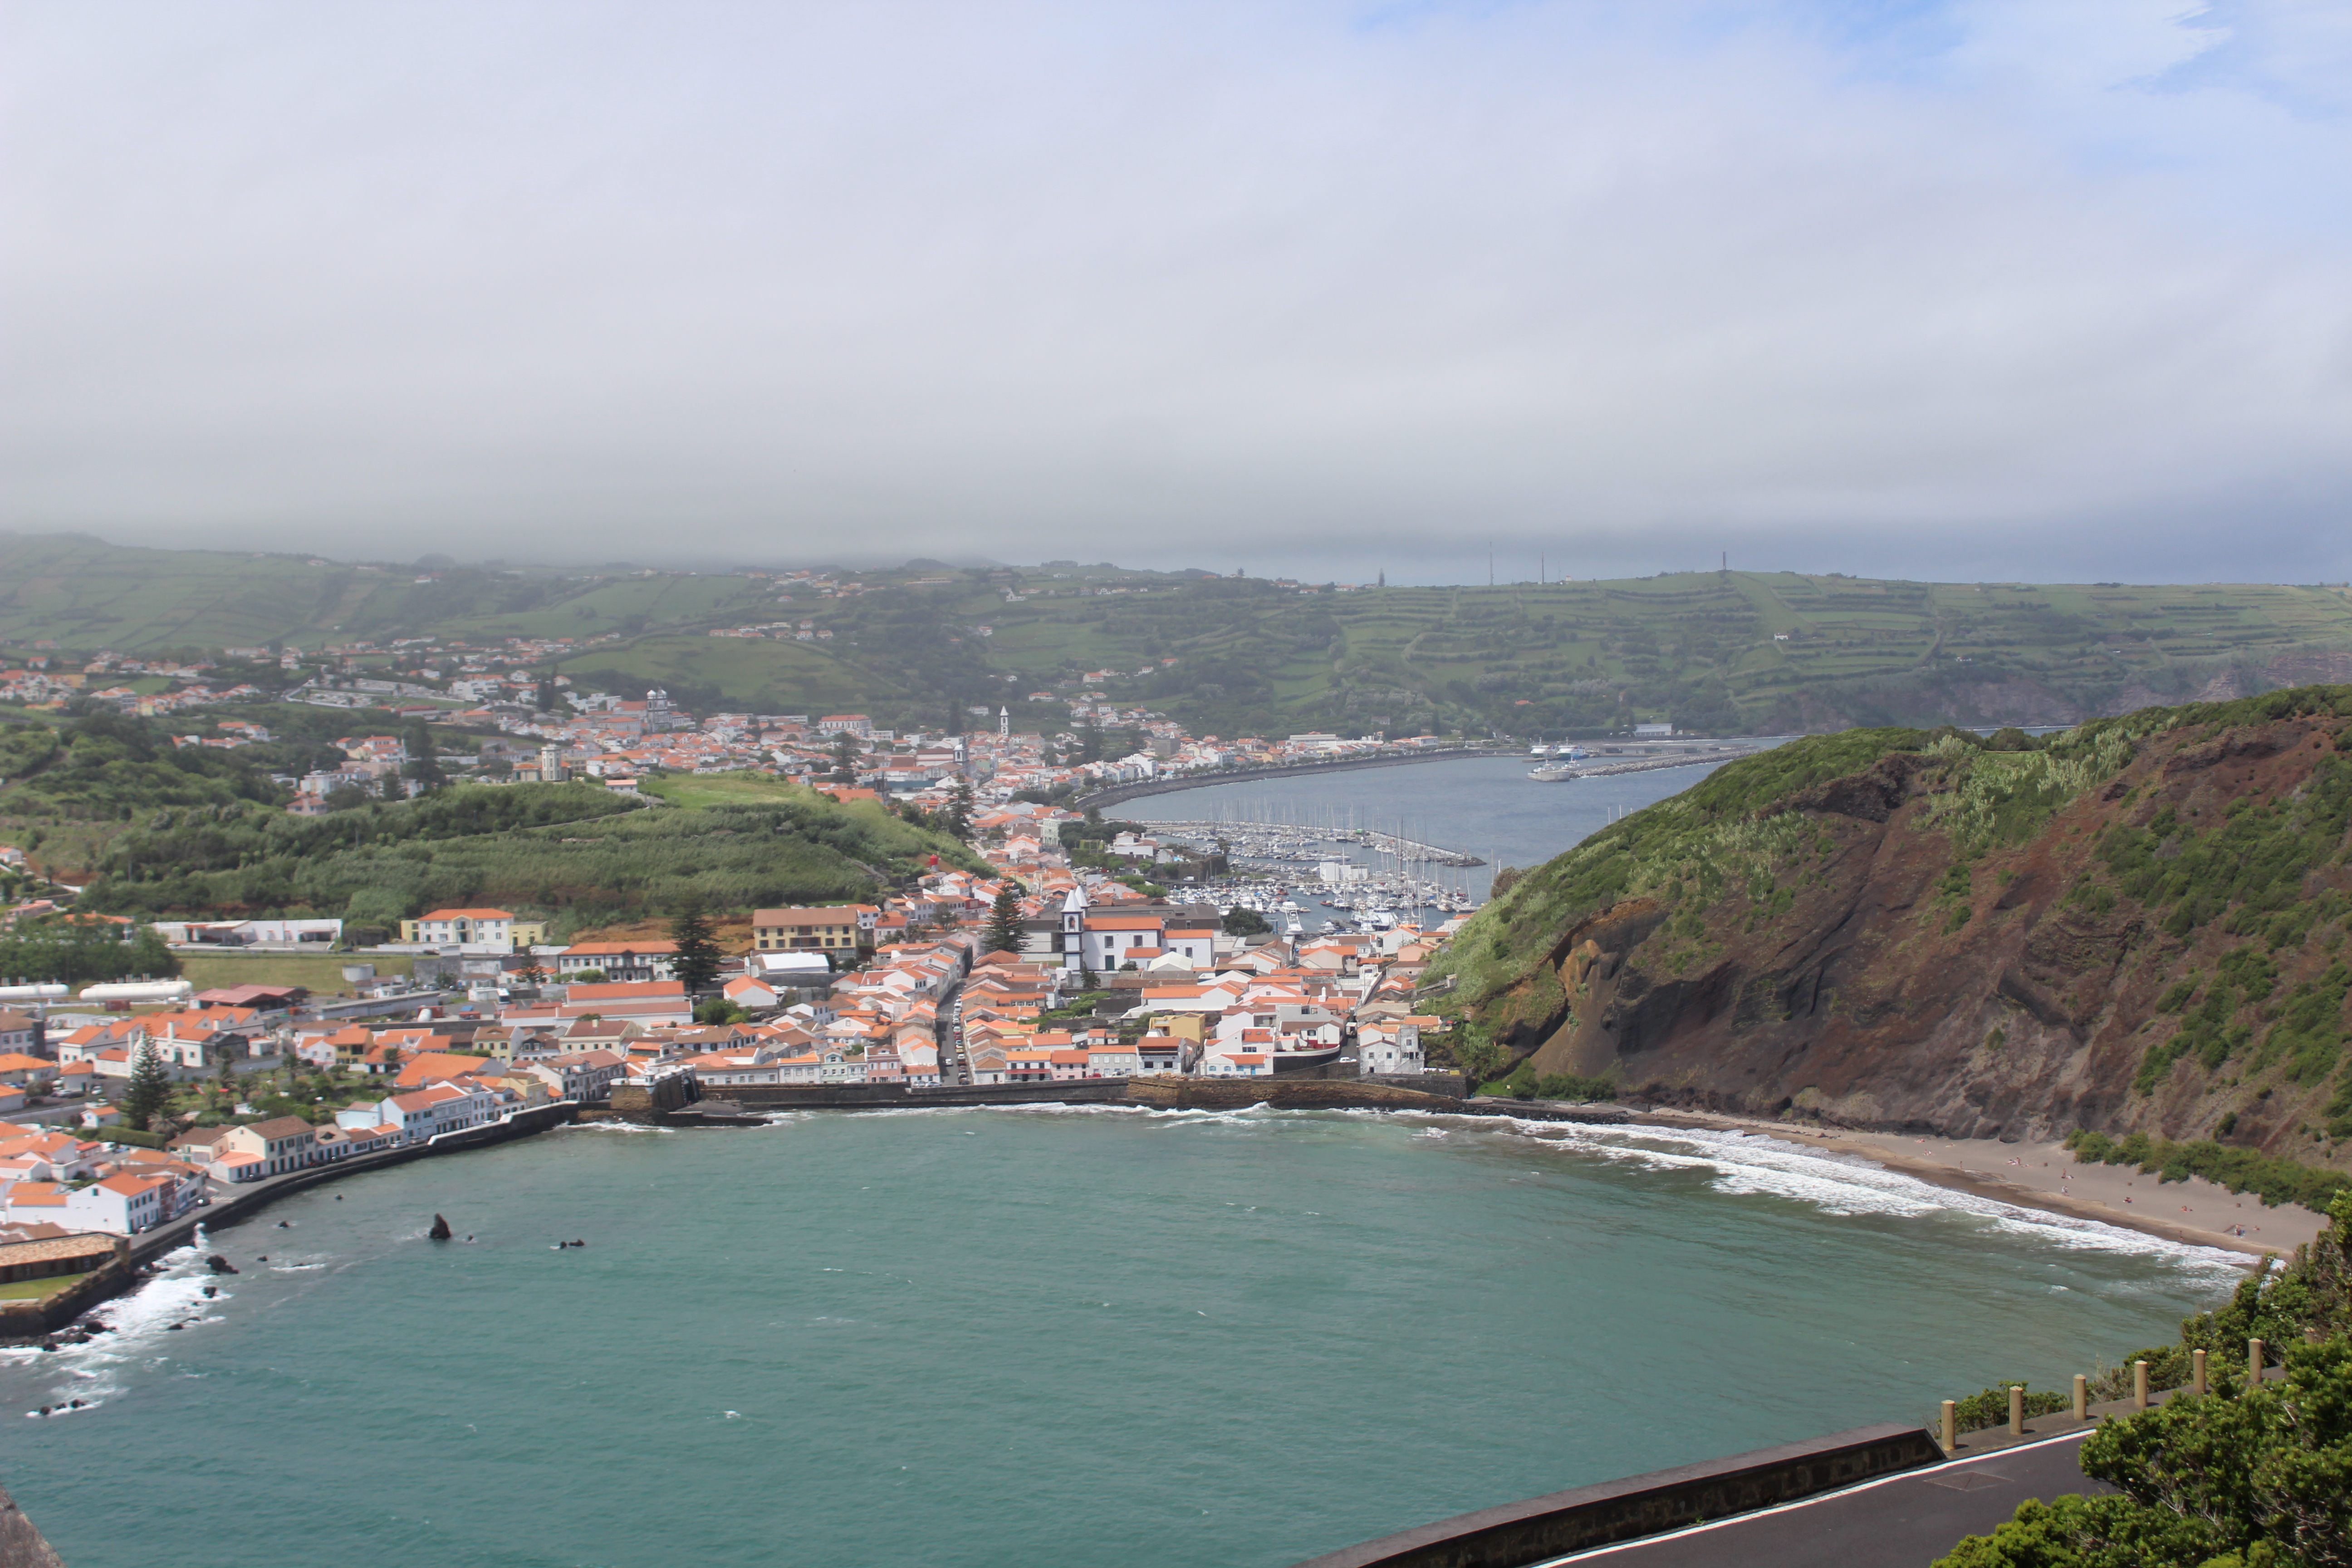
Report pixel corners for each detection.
[3,0,2347,582]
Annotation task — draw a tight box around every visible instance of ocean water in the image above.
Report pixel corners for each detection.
[1,1108,2244,1568]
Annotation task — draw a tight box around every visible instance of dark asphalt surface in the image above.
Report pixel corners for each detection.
[1548,1430,2112,1568]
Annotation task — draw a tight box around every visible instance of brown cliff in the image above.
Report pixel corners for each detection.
[1434,688,2352,1165]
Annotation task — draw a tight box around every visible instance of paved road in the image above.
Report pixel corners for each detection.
[1545,1430,2112,1568]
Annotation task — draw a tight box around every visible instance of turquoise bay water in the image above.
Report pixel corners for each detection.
[3,1109,2242,1568]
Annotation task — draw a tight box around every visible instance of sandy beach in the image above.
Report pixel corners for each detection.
[1637,1112,2334,1262]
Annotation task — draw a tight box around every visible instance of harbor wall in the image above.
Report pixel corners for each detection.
[1290,1422,1945,1568]
[112,1101,583,1273]
[669,1077,1470,1116]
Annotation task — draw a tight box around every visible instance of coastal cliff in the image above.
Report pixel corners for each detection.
[1429,686,2352,1165]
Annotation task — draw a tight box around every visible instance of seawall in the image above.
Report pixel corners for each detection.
[1293,1422,1945,1568]
[0,1102,583,1343]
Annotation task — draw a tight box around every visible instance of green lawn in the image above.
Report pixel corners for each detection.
[176,951,416,995]
[0,1270,95,1301]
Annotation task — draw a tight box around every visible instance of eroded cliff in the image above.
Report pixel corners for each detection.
[1431,687,2352,1162]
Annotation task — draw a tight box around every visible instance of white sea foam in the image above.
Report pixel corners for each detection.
[13,1237,224,1412]
[1478,1119,2247,1279]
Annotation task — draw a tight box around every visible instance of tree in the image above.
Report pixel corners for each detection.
[694,997,748,1025]
[669,895,724,993]
[985,882,1024,956]
[943,777,976,841]
[830,732,861,784]
[518,954,547,986]
[120,1040,175,1132]
[1221,906,1272,937]
[404,720,445,794]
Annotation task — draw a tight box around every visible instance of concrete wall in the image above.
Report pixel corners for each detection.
[1121,1077,1462,1113]
[1292,1423,1945,1568]
[706,1079,1132,1112]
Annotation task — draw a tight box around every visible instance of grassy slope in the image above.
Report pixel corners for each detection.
[64,770,985,933]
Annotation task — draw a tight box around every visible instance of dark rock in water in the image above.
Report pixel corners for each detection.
[166,1323,183,1331]
[427,1214,454,1241]
[201,1286,217,1299]
[206,1254,238,1275]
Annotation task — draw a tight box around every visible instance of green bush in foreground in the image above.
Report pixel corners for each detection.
[1936,1191,2352,1568]
[1934,1338,2352,1568]
[1940,1384,2072,1436]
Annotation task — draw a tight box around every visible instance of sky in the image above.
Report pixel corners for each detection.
[4,0,2348,585]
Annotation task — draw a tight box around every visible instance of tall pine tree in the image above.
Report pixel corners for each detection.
[120,1040,175,1132]
[943,777,976,840]
[668,895,723,993]
[984,882,1024,956]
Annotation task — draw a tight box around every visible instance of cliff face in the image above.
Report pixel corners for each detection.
[1433,688,2352,1161]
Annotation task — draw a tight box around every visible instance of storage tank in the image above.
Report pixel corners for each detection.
[342,964,376,983]
[76,979,196,1005]
[0,983,70,1003]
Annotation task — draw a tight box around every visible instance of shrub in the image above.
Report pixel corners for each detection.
[1940,1383,2071,1435]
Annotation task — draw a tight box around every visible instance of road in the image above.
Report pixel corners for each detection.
[1544,1430,2112,1568]
[936,978,970,1085]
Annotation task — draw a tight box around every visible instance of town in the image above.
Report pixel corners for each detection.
[0,745,1465,1295]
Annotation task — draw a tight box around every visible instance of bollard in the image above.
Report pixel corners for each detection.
[2009,1385,2025,1437]
[2250,1338,2265,1387]
[1940,1400,1957,1452]
[2192,1348,2207,1396]
[2073,1374,2087,1421]
[2134,1360,2150,1410]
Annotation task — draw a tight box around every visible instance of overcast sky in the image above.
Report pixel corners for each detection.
[5,1,2347,584]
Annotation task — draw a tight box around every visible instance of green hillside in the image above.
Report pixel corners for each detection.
[73,774,983,936]
[9,533,2352,738]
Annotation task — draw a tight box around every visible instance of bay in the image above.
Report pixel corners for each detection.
[2,1109,2240,1568]
[0,751,2241,1568]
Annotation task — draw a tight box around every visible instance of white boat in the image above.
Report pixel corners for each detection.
[1529,743,1552,757]
[1528,762,1578,782]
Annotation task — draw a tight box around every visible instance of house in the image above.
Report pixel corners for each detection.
[0,1053,56,1093]
[1135,1034,1185,1074]
[721,975,779,1011]
[0,1011,39,1054]
[1356,1017,1430,1077]
[398,908,550,951]
[1077,913,1166,971]
[751,907,864,954]
[557,941,678,983]
[2,1172,175,1235]
[215,1117,318,1177]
